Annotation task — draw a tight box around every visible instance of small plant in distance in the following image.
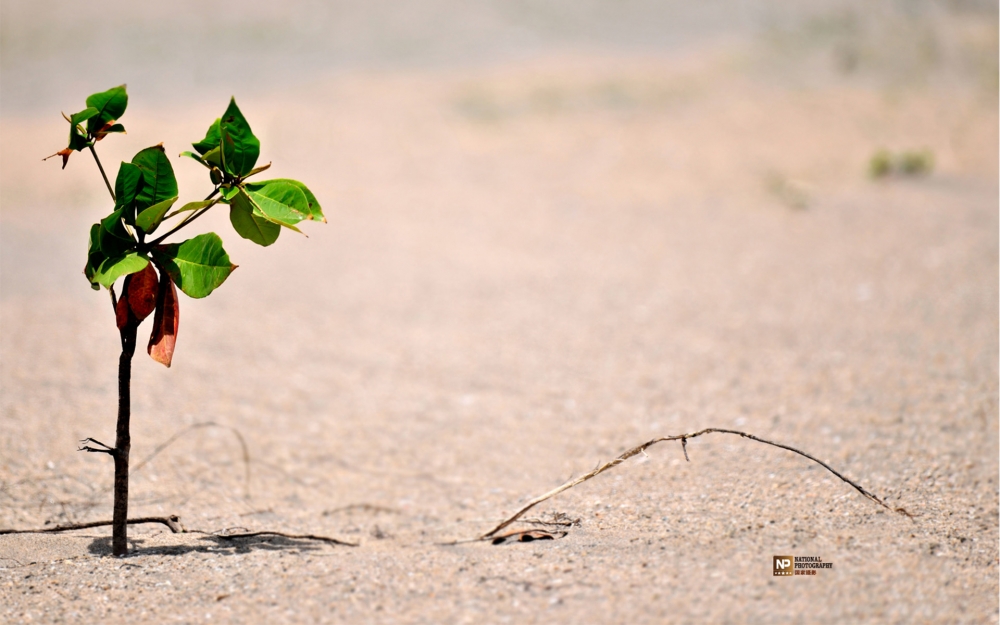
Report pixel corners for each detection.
[46,85,324,556]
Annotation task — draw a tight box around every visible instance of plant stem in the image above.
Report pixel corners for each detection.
[148,188,220,246]
[88,145,116,203]
[112,317,138,556]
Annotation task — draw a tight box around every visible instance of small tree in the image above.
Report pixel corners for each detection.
[47,85,324,556]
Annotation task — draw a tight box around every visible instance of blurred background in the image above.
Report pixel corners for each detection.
[0,1,997,619]
[2,1,997,111]
[2,0,996,293]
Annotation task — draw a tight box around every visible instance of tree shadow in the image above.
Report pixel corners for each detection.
[87,533,330,557]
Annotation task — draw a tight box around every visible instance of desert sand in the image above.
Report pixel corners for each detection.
[1,2,998,623]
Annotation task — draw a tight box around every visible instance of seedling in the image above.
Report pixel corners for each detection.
[46,85,324,556]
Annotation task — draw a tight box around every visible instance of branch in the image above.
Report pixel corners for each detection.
[78,438,116,456]
[88,145,116,203]
[476,428,913,541]
[0,515,183,535]
[147,188,220,246]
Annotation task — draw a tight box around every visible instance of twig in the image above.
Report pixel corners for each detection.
[477,428,913,541]
[520,514,580,528]
[79,438,116,456]
[321,503,399,517]
[147,188,220,246]
[0,515,183,535]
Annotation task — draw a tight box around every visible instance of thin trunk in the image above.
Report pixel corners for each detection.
[112,319,138,556]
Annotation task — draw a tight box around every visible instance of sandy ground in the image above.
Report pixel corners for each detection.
[1,5,998,623]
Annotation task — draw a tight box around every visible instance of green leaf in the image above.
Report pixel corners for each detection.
[192,118,221,155]
[114,162,143,212]
[70,107,99,125]
[202,146,222,167]
[179,151,209,168]
[230,192,280,246]
[163,200,213,220]
[100,123,126,135]
[85,85,128,133]
[84,224,104,289]
[241,180,309,231]
[131,145,178,211]
[92,253,149,289]
[68,126,90,151]
[135,196,179,234]
[98,208,136,258]
[259,178,325,222]
[152,233,237,299]
[220,98,260,177]
[243,162,271,178]
[83,208,152,290]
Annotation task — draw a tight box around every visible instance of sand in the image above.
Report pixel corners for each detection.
[2,3,998,623]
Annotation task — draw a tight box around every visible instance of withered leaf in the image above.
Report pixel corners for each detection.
[126,263,158,321]
[43,148,74,169]
[115,288,130,330]
[94,119,117,141]
[148,269,179,367]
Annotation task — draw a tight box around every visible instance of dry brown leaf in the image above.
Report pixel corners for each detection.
[148,269,179,367]
[127,263,158,321]
[115,288,129,330]
[94,119,116,141]
[43,148,74,169]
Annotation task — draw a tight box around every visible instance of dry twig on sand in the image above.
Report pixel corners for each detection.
[476,428,914,542]
[0,515,184,535]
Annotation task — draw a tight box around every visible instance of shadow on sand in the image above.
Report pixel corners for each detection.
[87,533,333,557]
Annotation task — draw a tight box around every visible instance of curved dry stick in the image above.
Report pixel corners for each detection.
[0,515,184,535]
[127,421,252,500]
[478,428,912,541]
